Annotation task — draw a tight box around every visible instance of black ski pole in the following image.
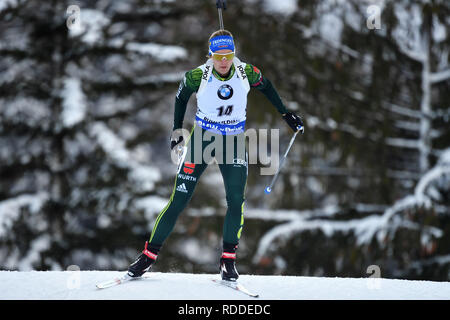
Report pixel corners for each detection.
[264,125,303,194]
[216,0,227,30]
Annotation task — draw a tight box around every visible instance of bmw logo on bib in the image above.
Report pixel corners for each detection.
[217,84,233,100]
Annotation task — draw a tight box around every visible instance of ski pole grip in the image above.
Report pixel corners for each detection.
[216,0,227,10]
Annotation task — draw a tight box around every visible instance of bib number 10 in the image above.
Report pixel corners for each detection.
[217,105,233,117]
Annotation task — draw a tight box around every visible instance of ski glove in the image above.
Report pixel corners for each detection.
[283,112,304,133]
[170,135,184,151]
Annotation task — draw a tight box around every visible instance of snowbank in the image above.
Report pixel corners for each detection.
[0,271,449,300]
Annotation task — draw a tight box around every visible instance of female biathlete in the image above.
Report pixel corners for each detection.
[127,30,303,281]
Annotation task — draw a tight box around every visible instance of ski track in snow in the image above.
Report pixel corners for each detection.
[0,271,449,300]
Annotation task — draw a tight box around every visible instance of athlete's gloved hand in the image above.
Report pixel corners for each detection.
[170,135,184,151]
[282,112,304,134]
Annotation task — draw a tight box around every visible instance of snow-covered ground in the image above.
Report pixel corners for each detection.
[0,271,449,300]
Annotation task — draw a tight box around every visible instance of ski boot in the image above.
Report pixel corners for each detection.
[220,251,239,282]
[127,241,159,278]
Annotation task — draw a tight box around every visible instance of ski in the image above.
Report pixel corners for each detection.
[96,273,150,289]
[212,279,259,298]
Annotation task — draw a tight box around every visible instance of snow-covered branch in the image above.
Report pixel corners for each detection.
[61,77,87,128]
[134,71,185,85]
[305,114,380,141]
[429,68,450,84]
[68,9,110,46]
[386,170,421,181]
[431,108,450,120]
[0,0,19,13]
[89,122,161,192]
[0,192,49,238]
[126,42,187,63]
[415,148,450,199]
[385,137,419,149]
[408,254,450,273]
[381,102,422,119]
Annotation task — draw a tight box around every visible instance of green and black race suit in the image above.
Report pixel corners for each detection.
[173,62,289,131]
[148,61,290,250]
